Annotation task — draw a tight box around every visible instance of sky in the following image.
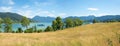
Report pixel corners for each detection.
[0,0,120,18]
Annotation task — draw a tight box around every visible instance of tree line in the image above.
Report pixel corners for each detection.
[44,16,83,32]
[0,16,83,33]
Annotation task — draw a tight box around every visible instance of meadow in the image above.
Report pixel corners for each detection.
[0,22,120,46]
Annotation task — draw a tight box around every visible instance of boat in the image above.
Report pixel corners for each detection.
[37,24,44,26]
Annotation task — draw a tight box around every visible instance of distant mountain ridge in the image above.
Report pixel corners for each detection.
[0,12,120,22]
[32,16,55,22]
[65,15,95,22]
[95,15,120,22]
[0,12,32,22]
[32,15,120,22]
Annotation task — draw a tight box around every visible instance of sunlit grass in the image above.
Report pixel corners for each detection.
[0,22,120,46]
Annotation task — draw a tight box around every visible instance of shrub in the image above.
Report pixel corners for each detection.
[24,28,34,33]
[44,26,53,32]
[16,28,23,33]
[37,29,43,33]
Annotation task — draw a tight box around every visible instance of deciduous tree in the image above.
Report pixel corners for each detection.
[4,17,13,33]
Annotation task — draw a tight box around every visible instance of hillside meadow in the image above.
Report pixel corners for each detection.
[0,22,120,46]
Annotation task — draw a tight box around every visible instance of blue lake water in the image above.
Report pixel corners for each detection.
[0,22,92,31]
[1,22,52,31]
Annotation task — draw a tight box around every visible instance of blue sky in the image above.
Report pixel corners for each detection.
[0,0,120,18]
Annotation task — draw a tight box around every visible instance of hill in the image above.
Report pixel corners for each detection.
[32,16,55,22]
[0,22,120,46]
[95,15,120,22]
[65,15,120,22]
[0,12,24,22]
[0,12,33,22]
[32,15,120,22]
[65,15,95,22]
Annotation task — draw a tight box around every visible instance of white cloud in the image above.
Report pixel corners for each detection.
[16,9,56,18]
[36,11,56,17]
[0,0,15,5]
[96,13,111,17]
[8,0,14,5]
[88,8,99,11]
[33,10,67,18]
[1,0,15,5]
[0,6,12,12]
[17,10,34,18]
[87,13,116,17]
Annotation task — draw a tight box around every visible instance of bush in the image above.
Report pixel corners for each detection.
[0,30,2,33]
[16,28,23,33]
[65,18,74,28]
[37,29,43,33]
[24,28,34,33]
[93,19,99,23]
[44,26,53,32]
[12,31,16,33]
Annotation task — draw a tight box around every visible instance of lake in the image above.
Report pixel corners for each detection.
[1,22,52,31]
[0,22,92,31]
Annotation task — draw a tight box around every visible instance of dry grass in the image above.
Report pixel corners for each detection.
[0,22,120,46]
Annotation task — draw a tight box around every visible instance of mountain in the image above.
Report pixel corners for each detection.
[65,15,120,22]
[95,15,120,22]
[2,12,118,23]
[65,15,95,22]
[32,16,55,22]
[0,12,32,22]
[32,15,120,22]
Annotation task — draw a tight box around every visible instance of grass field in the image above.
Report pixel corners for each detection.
[0,22,120,46]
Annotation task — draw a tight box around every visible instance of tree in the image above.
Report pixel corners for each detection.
[0,18,3,32]
[73,19,79,26]
[21,16,30,32]
[93,19,98,23]
[55,16,64,30]
[21,16,30,28]
[44,26,53,32]
[52,20,57,31]
[12,31,16,33]
[33,25,37,32]
[76,18,83,26]
[65,18,74,28]
[73,18,82,26]
[24,28,34,33]
[52,16,64,31]
[4,17,13,33]
[16,28,23,33]
[37,29,42,33]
